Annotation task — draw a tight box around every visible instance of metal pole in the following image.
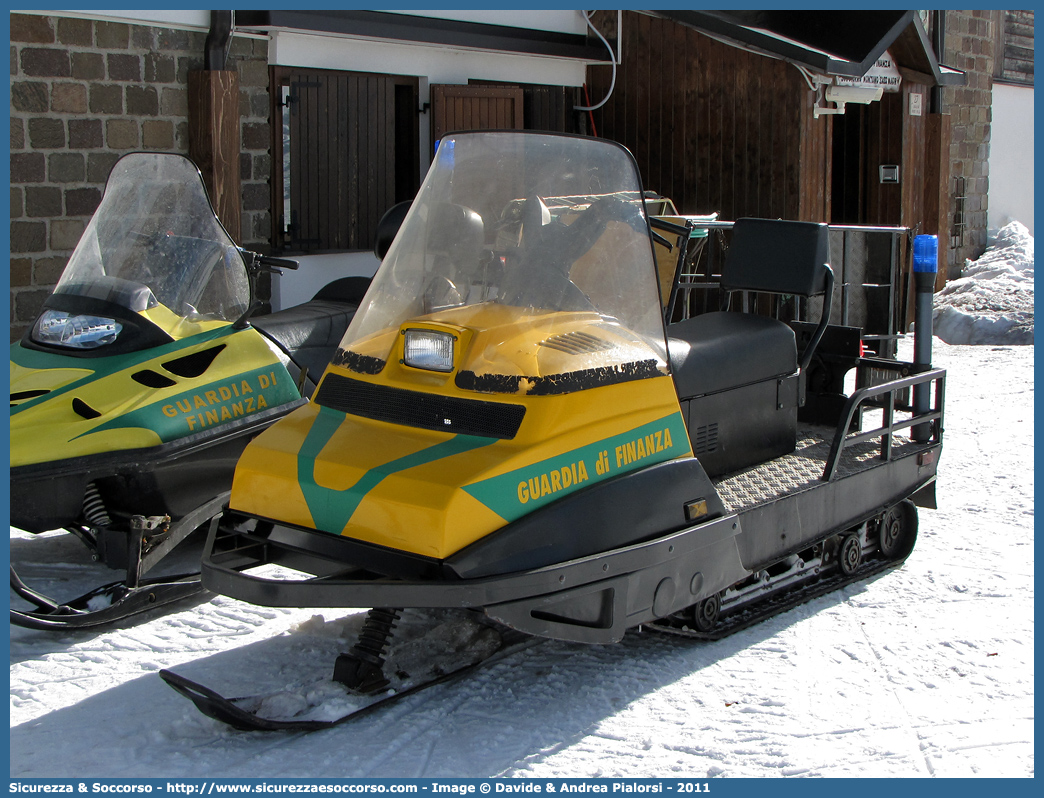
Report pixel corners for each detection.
[912,235,937,442]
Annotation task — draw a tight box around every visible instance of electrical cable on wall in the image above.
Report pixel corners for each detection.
[794,64,819,92]
[224,11,235,67]
[582,84,598,136]
[575,10,617,112]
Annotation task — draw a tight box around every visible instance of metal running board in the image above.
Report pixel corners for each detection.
[713,426,924,515]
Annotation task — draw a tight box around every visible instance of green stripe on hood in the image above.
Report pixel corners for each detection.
[298,406,497,535]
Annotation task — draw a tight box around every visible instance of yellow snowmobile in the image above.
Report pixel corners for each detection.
[161,131,945,730]
[10,152,367,629]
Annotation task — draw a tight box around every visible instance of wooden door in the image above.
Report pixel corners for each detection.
[830,94,905,226]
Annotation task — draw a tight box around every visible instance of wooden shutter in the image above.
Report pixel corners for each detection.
[287,72,396,251]
[467,80,581,134]
[431,85,524,144]
[520,84,574,132]
[273,67,418,252]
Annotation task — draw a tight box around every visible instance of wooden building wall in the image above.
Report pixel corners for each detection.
[587,11,832,222]
[994,9,1034,86]
[899,84,929,231]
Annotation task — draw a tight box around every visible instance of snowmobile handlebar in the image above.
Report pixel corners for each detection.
[231,251,300,329]
[241,250,300,274]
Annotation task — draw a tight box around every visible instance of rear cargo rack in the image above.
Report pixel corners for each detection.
[824,363,945,481]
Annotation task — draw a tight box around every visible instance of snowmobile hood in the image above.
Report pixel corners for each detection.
[230,365,690,560]
[10,326,299,468]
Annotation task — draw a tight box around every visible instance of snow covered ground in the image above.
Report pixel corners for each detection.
[10,233,1034,778]
[9,336,1033,779]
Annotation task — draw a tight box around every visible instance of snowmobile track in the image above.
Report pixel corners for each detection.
[647,554,905,641]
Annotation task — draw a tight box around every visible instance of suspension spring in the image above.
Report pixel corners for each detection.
[81,483,112,529]
[332,607,403,694]
[352,607,402,667]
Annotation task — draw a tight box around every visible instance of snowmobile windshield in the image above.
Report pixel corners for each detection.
[54,153,248,327]
[337,131,669,395]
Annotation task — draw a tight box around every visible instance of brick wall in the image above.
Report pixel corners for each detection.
[9,13,273,341]
[939,10,995,279]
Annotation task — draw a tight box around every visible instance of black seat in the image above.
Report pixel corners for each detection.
[666,218,834,478]
[669,312,796,399]
[251,299,359,384]
[311,275,371,304]
[667,218,833,399]
[251,276,371,384]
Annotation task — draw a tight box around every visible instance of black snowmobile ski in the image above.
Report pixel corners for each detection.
[160,615,537,732]
[10,567,204,631]
[9,494,226,630]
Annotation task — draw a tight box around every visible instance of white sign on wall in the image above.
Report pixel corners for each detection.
[834,51,903,93]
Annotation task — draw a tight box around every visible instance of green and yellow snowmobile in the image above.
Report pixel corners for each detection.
[161,132,945,730]
[10,152,368,629]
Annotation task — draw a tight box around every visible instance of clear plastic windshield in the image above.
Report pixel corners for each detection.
[339,132,669,394]
[55,153,249,324]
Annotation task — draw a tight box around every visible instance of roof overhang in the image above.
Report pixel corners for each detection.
[235,10,610,62]
[653,9,964,86]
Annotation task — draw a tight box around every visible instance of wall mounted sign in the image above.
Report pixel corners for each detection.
[835,51,903,93]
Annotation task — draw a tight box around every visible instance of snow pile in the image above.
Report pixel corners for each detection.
[932,220,1034,345]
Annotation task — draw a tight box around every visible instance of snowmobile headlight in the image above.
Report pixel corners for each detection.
[403,328,455,372]
[32,310,123,349]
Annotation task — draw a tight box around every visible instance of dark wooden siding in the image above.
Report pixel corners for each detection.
[588,11,831,221]
[862,92,904,225]
[799,81,831,221]
[995,9,1034,85]
[900,84,928,230]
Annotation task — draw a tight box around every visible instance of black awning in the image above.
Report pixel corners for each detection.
[654,9,964,86]
[235,10,610,63]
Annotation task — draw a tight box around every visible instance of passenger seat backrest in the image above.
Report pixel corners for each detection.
[722,218,830,298]
[721,217,834,372]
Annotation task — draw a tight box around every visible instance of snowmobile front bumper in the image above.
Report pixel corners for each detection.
[202,511,749,645]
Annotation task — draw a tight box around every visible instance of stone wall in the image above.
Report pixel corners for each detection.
[939,10,995,279]
[9,12,273,341]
